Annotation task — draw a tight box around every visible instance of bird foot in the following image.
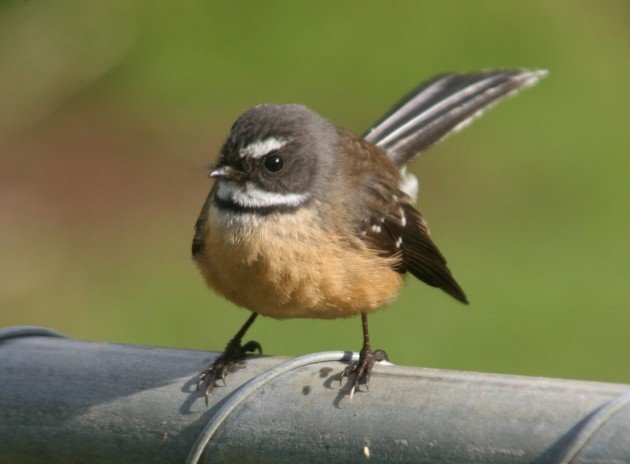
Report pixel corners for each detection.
[340,347,389,399]
[197,338,262,404]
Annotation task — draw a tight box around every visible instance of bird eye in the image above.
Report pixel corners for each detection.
[263,153,284,172]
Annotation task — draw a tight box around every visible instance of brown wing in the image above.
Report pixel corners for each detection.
[358,189,468,304]
[398,202,468,303]
[338,129,468,304]
[192,192,212,257]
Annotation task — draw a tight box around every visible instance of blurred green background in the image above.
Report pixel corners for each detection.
[1,1,628,384]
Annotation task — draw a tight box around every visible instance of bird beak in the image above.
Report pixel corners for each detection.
[209,165,244,181]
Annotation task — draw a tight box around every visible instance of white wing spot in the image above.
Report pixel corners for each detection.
[371,224,382,234]
[401,170,419,202]
[395,236,403,248]
[399,208,407,227]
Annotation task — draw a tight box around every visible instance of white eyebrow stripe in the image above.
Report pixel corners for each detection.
[240,137,288,159]
[215,181,309,208]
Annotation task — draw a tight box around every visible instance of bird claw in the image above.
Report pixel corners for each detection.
[241,340,263,354]
[197,338,262,404]
[340,347,389,398]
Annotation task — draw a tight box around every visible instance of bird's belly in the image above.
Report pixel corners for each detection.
[195,206,403,319]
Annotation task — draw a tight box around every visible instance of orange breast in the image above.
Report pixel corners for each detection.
[194,205,403,319]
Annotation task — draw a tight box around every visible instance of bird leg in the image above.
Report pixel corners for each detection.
[197,312,261,403]
[340,313,389,398]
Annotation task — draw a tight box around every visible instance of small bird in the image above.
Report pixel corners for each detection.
[193,69,546,400]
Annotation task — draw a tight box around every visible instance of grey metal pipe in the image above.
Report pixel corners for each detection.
[1,326,629,463]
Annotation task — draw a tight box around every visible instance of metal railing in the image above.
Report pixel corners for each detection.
[1,326,629,463]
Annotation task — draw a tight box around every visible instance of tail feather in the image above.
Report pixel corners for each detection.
[364,69,547,167]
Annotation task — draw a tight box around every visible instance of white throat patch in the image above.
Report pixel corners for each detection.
[215,181,309,209]
[240,137,287,159]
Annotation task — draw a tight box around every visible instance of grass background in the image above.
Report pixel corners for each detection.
[1,1,628,383]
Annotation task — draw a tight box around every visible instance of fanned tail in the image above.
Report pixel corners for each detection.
[363,69,547,167]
